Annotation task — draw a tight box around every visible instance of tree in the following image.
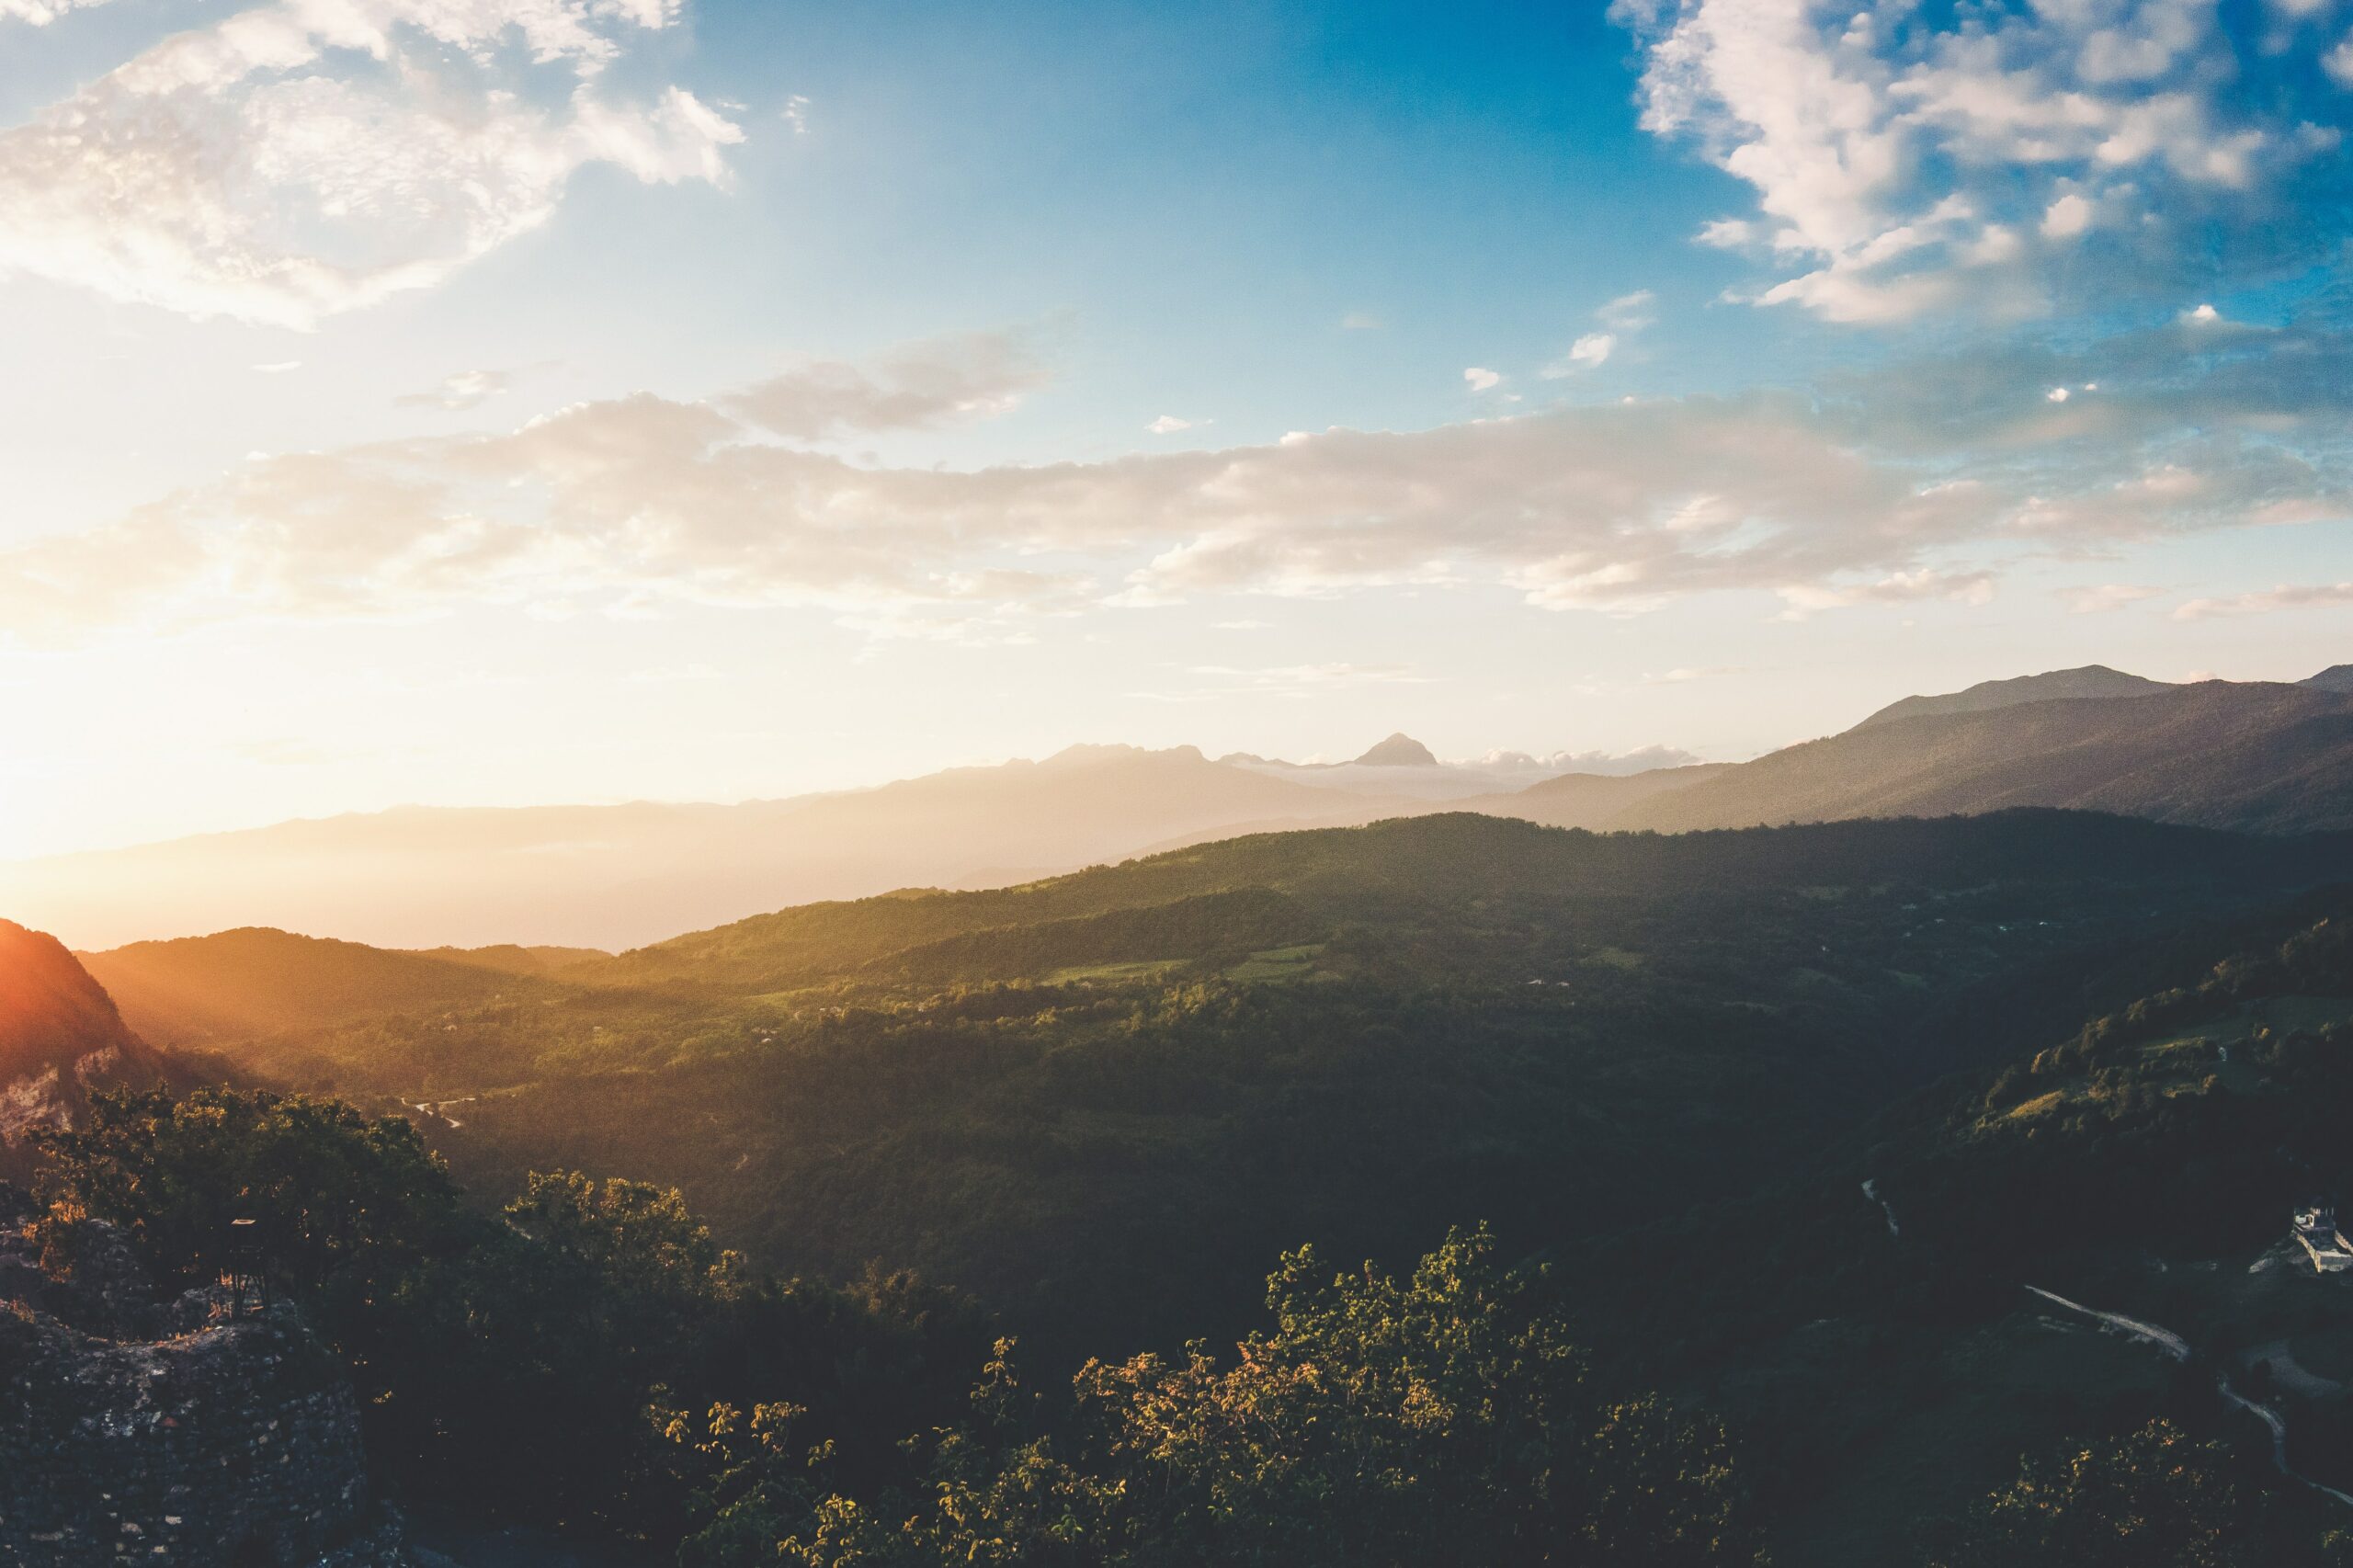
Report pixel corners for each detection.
[671,1224,1765,1567]
[1928,1419,2249,1568]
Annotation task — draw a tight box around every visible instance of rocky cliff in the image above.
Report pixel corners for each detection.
[0,1186,410,1567]
[0,920,175,1178]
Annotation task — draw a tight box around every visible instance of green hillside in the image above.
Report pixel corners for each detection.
[25,809,2353,1565]
[108,810,2353,1364]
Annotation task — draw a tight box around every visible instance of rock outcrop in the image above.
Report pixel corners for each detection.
[0,921,174,1177]
[0,1187,409,1567]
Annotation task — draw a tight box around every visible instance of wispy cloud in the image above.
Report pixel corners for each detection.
[1463,367,1502,392]
[722,330,1052,441]
[397,369,518,413]
[9,315,2352,644]
[2175,582,2353,620]
[1544,290,1656,377]
[2061,583,2164,615]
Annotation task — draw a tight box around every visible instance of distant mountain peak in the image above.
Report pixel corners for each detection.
[1352,733,1439,767]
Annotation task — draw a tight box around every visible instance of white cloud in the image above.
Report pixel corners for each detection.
[1544,290,1655,377]
[398,369,517,412]
[251,361,303,375]
[783,94,811,134]
[722,330,1052,440]
[9,322,2351,644]
[1774,570,1996,619]
[1463,367,1503,392]
[1148,415,1196,435]
[0,0,111,21]
[0,0,741,327]
[1618,0,2350,321]
[1598,290,1657,329]
[2176,582,2353,619]
[2041,191,2096,239]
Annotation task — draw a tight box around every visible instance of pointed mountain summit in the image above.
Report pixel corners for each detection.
[1351,733,1439,767]
[1856,664,2172,728]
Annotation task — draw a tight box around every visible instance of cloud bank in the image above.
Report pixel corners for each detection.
[6,308,2347,643]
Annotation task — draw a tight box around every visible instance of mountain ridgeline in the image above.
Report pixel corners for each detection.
[11,662,2353,952]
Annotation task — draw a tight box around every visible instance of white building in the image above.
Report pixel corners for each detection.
[2293,1205,2353,1273]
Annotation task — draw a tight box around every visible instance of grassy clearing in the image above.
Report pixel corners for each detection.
[1044,960,1187,986]
[1224,944,1326,983]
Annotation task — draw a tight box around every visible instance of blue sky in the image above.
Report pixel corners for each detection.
[0,0,2349,858]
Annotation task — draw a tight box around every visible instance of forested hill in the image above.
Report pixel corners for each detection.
[585,808,2340,994]
[23,811,2353,1565]
[83,926,562,1048]
[78,808,2353,1367]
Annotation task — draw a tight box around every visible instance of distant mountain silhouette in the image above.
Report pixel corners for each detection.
[1616,678,2353,834]
[1449,764,1731,828]
[12,746,1425,951]
[80,927,551,1048]
[0,920,170,1159]
[1856,664,2174,727]
[21,665,2346,953]
[1351,733,1439,767]
[2304,664,2353,693]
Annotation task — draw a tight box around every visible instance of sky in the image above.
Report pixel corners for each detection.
[1,0,2350,860]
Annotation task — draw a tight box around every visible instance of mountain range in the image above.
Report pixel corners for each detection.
[3,662,2347,951]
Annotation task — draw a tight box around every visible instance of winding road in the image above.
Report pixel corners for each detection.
[1861,1177,2353,1510]
[2023,1281,2353,1509]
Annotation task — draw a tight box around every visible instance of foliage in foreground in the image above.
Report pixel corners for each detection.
[33,1088,988,1540]
[661,1224,1762,1568]
[29,1087,1761,1564]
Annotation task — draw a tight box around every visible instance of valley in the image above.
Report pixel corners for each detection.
[10,668,2353,1565]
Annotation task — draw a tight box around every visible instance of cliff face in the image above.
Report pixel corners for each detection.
[0,1191,409,1567]
[0,919,171,1159]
